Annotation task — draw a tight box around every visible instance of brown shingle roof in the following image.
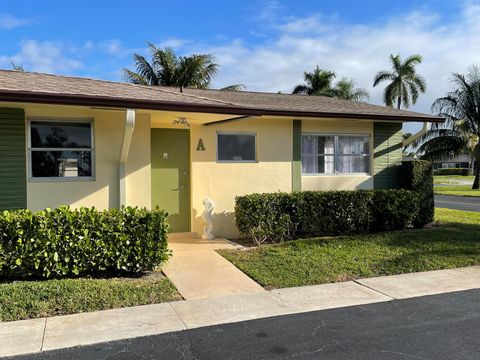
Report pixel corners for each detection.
[0,70,442,122]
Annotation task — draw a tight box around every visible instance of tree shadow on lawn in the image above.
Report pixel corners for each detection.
[355,223,480,276]
[369,247,480,277]
[377,223,480,246]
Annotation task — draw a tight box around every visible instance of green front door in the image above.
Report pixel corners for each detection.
[151,129,191,232]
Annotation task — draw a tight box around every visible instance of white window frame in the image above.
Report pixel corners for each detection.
[216,131,257,163]
[27,118,95,182]
[301,133,371,176]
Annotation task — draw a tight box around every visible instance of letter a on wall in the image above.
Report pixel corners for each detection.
[196,138,205,151]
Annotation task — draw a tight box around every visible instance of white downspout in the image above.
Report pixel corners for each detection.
[119,109,136,207]
[403,121,430,147]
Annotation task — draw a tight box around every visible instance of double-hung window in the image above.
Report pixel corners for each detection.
[301,134,370,174]
[29,120,94,179]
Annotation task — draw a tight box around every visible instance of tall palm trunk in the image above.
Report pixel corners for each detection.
[473,154,480,190]
[397,83,402,109]
[473,143,480,189]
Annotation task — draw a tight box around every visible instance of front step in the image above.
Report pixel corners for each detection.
[167,232,199,240]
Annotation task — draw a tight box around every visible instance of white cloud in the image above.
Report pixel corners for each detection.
[99,39,126,56]
[0,40,83,73]
[0,13,30,29]
[158,38,189,49]
[251,0,285,24]
[177,1,480,131]
[1,1,479,134]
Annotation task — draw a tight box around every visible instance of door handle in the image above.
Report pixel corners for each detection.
[173,185,185,191]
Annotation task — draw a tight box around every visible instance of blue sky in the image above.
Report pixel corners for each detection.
[1,1,479,132]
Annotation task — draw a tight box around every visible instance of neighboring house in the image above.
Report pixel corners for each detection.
[432,155,476,170]
[0,71,442,238]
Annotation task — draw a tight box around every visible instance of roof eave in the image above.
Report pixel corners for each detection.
[0,90,444,123]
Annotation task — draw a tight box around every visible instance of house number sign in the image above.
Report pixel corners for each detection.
[196,138,206,151]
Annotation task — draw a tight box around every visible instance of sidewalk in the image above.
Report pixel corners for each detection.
[161,234,264,300]
[2,265,480,357]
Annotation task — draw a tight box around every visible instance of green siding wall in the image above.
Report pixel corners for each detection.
[373,122,403,189]
[292,119,302,191]
[0,108,26,209]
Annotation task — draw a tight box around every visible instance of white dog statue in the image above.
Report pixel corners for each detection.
[202,198,215,240]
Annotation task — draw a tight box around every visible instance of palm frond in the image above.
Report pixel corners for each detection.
[412,74,427,93]
[177,54,219,88]
[390,54,402,72]
[384,82,397,107]
[122,69,149,85]
[151,47,178,86]
[423,66,480,170]
[11,62,24,71]
[292,84,310,94]
[408,82,419,105]
[220,84,245,91]
[126,53,160,85]
[403,54,423,68]
[417,135,467,161]
[373,71,395,87]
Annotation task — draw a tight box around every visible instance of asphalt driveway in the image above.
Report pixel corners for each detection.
[12,289,480,360]
[435,194,480,212]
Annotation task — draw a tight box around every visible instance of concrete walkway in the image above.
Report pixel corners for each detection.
[2,265,480,357]
[161,233,264,300]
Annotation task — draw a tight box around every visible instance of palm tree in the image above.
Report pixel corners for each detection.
[123,44,217,88]
[331,78,369,102]
[293,67,368,101]
[11,62,24,71]
[373,54,426,109]
[416,66,480,189]
[124,44,243,90]
[292,66,336,96]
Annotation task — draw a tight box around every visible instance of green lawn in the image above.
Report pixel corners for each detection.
[434,185,480,197]
[219,208,480,289]
[434,175,475,184]
[0,274,181,322]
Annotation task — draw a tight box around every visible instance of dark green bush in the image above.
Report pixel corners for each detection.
[400,160,434,228]
[433,168,473,176]
[371,190,419,231]
[235,193,296,244]
[0,206,170,279]
[295,191,373,235]
[235,189,418,244]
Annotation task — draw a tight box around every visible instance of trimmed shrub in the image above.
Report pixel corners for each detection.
[235,189,418,244]
[400,160,434,228]
[433,168,473,176]
[235,193,296,244]
[0,206,170,279]
[295,191,373,235]
[371,190,419,231]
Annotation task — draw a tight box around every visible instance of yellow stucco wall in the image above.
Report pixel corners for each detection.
[190,117,293,238]
[8,101,377,239]
[300,119,374,191]
[10,103,152,211]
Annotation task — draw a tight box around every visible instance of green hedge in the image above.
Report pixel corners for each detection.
[0,206,170,279]
[400,160,434,228]
[433,168,473,176]
[235,190,419,244]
